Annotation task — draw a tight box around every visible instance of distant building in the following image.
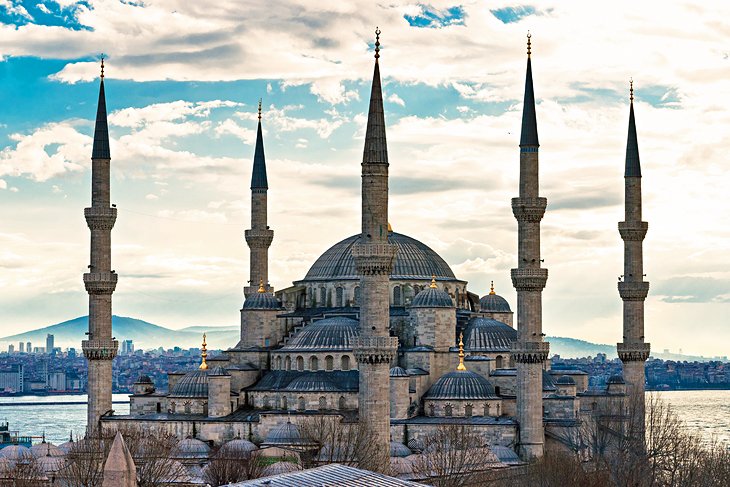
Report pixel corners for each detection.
[46,334,55,355]
[48,371,67,391]
[68,348,77,359]
[18,342,24,353]
[26,342,31,354]
[7,344,14,354]
[0,364,24,393]
[121,340,134,355]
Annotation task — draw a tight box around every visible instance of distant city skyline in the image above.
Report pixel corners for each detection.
[0,1,728,356]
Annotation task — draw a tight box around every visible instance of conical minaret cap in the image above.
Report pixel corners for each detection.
[519,33,539,148]
[362,28,388,165]
[251,99,268,189]
[625,80,641,177]
[92,58,110,159]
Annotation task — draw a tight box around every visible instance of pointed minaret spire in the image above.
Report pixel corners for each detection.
[92,56,110,160]
[251,100,268,190]
[625,79,641,177]
[520,32,539,148]
[363,27,388,167]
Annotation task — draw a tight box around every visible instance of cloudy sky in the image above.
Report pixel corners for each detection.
[0,0,728,356]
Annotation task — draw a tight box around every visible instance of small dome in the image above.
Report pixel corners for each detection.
[208,366,229,377]
[389,366,408,378]
[135,374,153,384]
[608,375,626,385]
[0,445,31,460]
[463,318,516,352]
[220,439,257,454]
[170,370,210,397]
[480,293,511,313]
[58,440,75,454]
[424,370,498,400]
[263,422,310,447]
[411,286,454,308]
[171,438,211,460]
[243,291,282,310]
[30,442,64,458]
[261,461,301,477]
[37,455,64,473]
[285,373,341,392]
[543,370,557,392]
[281,316,359,351]
[556,375,576,385]
[390,441,412,458]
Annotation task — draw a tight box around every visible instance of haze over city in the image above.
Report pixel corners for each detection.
[1,0,728,357]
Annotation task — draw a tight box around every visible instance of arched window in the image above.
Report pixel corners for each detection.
[354,286,360,306]
[298,396,306,411]
[296,356,304,371]
[483,403,490,417]
[338,396,346,410]
[310,356,319,371]
[393,285,402,306]
[341,355,351,371]
[275,356,282,370]
[263,396,270,409]
[428,404,436,416]
[455,288,460,306]
[285,356,292,371]
[336,287,344,307]
[318,396,327,410]
[509,356,515,368]
[170,401,176,413]
[325,355,334,371]
[465,404,473,417]
[444,404,453,417]
[494,386,501,396]
[495,355,504,369]
[184,401,191,414]
[282,396,288,410]
[320,287,326,306]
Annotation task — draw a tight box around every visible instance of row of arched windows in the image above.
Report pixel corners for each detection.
[309,283,465,308]
[428,402,498,417]
[257,395,349,411]
[274,355,351,371]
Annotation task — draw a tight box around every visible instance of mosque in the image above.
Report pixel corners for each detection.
[87,31,650,468]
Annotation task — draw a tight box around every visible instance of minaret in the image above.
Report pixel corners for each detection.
[351,28,399,471]
[244,100,274,297]
[82,57,119,430]
[617,80,650,432]
[510,33,549,460]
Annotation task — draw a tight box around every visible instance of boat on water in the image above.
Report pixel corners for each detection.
[0,421,32,449]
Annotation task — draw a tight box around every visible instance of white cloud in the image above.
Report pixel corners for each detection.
[387,93,405,106]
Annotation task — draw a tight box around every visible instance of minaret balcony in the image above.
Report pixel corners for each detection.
[84,207,117,231]
[352,242,397,276]
[245,228,274,248]
[353,336,399,364]
[511,341,550,363]
[618,221,648,241]
[511,197,547,222]
[82,339,119,360]
[511,268,548,291]
[617,342,650,362]
[618,281,649,301]
[83,272,118,295]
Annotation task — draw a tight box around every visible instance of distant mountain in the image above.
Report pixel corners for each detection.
[547,336,617,359]
[0,316,239,351]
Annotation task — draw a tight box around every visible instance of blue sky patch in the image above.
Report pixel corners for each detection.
[490,5,538,24]
[0,0,92,31]
[404,4,465,29]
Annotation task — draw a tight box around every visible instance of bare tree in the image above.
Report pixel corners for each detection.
[2,455,47,487]
[203,447,264,486]
[299,416,379,470]
[115,425,188,487]
[57,432,109,487]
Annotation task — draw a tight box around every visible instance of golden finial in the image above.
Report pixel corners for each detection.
[526,31,532,58]
[258,279,266,293]
[457,332,466,371]
[100,55,105,79]
[199,333,208,370]
[374,27,381,61]
[489,281,495,295]
[430,275,437,289]
[258,99,262,121]
[387,222,393,233]
[629,78,634,103]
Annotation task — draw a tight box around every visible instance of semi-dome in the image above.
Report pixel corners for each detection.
[389,366,408,378]
[301,232,456,281]
[281,316,358,351]
[170,370,210,397]
[263,422,312,447]
[424,370,498,400]
[285,373,341,392]
[480,292,511,313]
[243,291,282,310]
[463,318,516,352]
[171,438,211,461]
[411,286,454,308]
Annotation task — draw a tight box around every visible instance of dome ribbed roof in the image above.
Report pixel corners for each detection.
[220,439,257,454]
[208,366,229,377]
[0,445,31,460]
[285,373,341,392]
[243,291,282,310]
[281,316,359,351]
[463,318,516,352]
[390,441,412,458]
[172,438,211,460]
[302,232,456,281]
[30,442,63,458]
[389,366,408,378]
[480,293,511,312]
[170,370,210,397]
[261,461,301,477]
[263,422,312,447]
[556,375,576,385]
[411,287,454,308]
[424,370,498,400]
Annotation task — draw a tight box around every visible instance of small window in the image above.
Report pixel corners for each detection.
[319,396,327,410]
[325,356,334,371]
[275,356,282,369]
[282,396,288,410]
[184,402,191,414]
[341,355,351,371]
[428,404,436,416]
[296,356,304,371]
[444,404,453,417]
[465,404,473,417]
[496,355,504,369]
[263,396,270,409]
[320,287,326,306]
[483,403,490,416]
[285,356,292,371]
[156,403,161,413]
[170,401,176,413]
[339,396,346,410]
[336,287,344,307]
[298,396,306,411]
[393,285,402,306]
[354,286,360,306]
[310,356,319,371]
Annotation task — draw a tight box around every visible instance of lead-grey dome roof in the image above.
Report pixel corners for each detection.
[280,316,359,351]
[243,291,282,310]
[480,293,511,312]
[170,370,210,397]
[411,287,454,308]
[263,422,311,447]
[424,370,498,400]
[463,318,516,352]
[172,438,210,460]
[302,232,456,281]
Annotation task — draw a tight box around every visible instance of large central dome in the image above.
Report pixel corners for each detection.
[301,232,456,281]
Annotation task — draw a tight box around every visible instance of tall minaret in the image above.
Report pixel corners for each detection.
[351,28,399,471]
[510,33,549,460]
[244,100,274,297]
[82,58,118,430]
[617,80,650,432]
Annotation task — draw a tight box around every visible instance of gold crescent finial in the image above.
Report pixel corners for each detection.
[457,332,466,371]
[258,279,266,293]
[374,27,381,61]
[387,222,393,233]
[629,78,634,103]
[100,55,105,79]
[430,275,437,289]
[258,99,262,121]
[199,333,208,370]
[489,281,495,295]
[526,31,532,58]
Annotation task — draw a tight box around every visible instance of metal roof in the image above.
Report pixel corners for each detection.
[463,317,516,352]
[625,101,642,177]
[92,79,110,159]
[243,292,282,310]
[246,370,359,393]
[251,119,268,189]
[224,463,423,486]
[479,293,512,312]
[280,316,359,351]
[520,56,539,148]
[411,287,454,308]
[424,370,498,400]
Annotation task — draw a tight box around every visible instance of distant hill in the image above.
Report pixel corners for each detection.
[547,336,617,359]
[0,316,239,351]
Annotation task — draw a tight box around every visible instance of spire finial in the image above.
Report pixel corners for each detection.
[258,279,266,293]
[374,27,381,61]
[489,281,495,295]
[430,275,437,289]
[199,333,208,370]
[526,31,531,58]
[629,78,634,103]
[258,98,262,121]
[100,55,105,79]
[457,332,466,371]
